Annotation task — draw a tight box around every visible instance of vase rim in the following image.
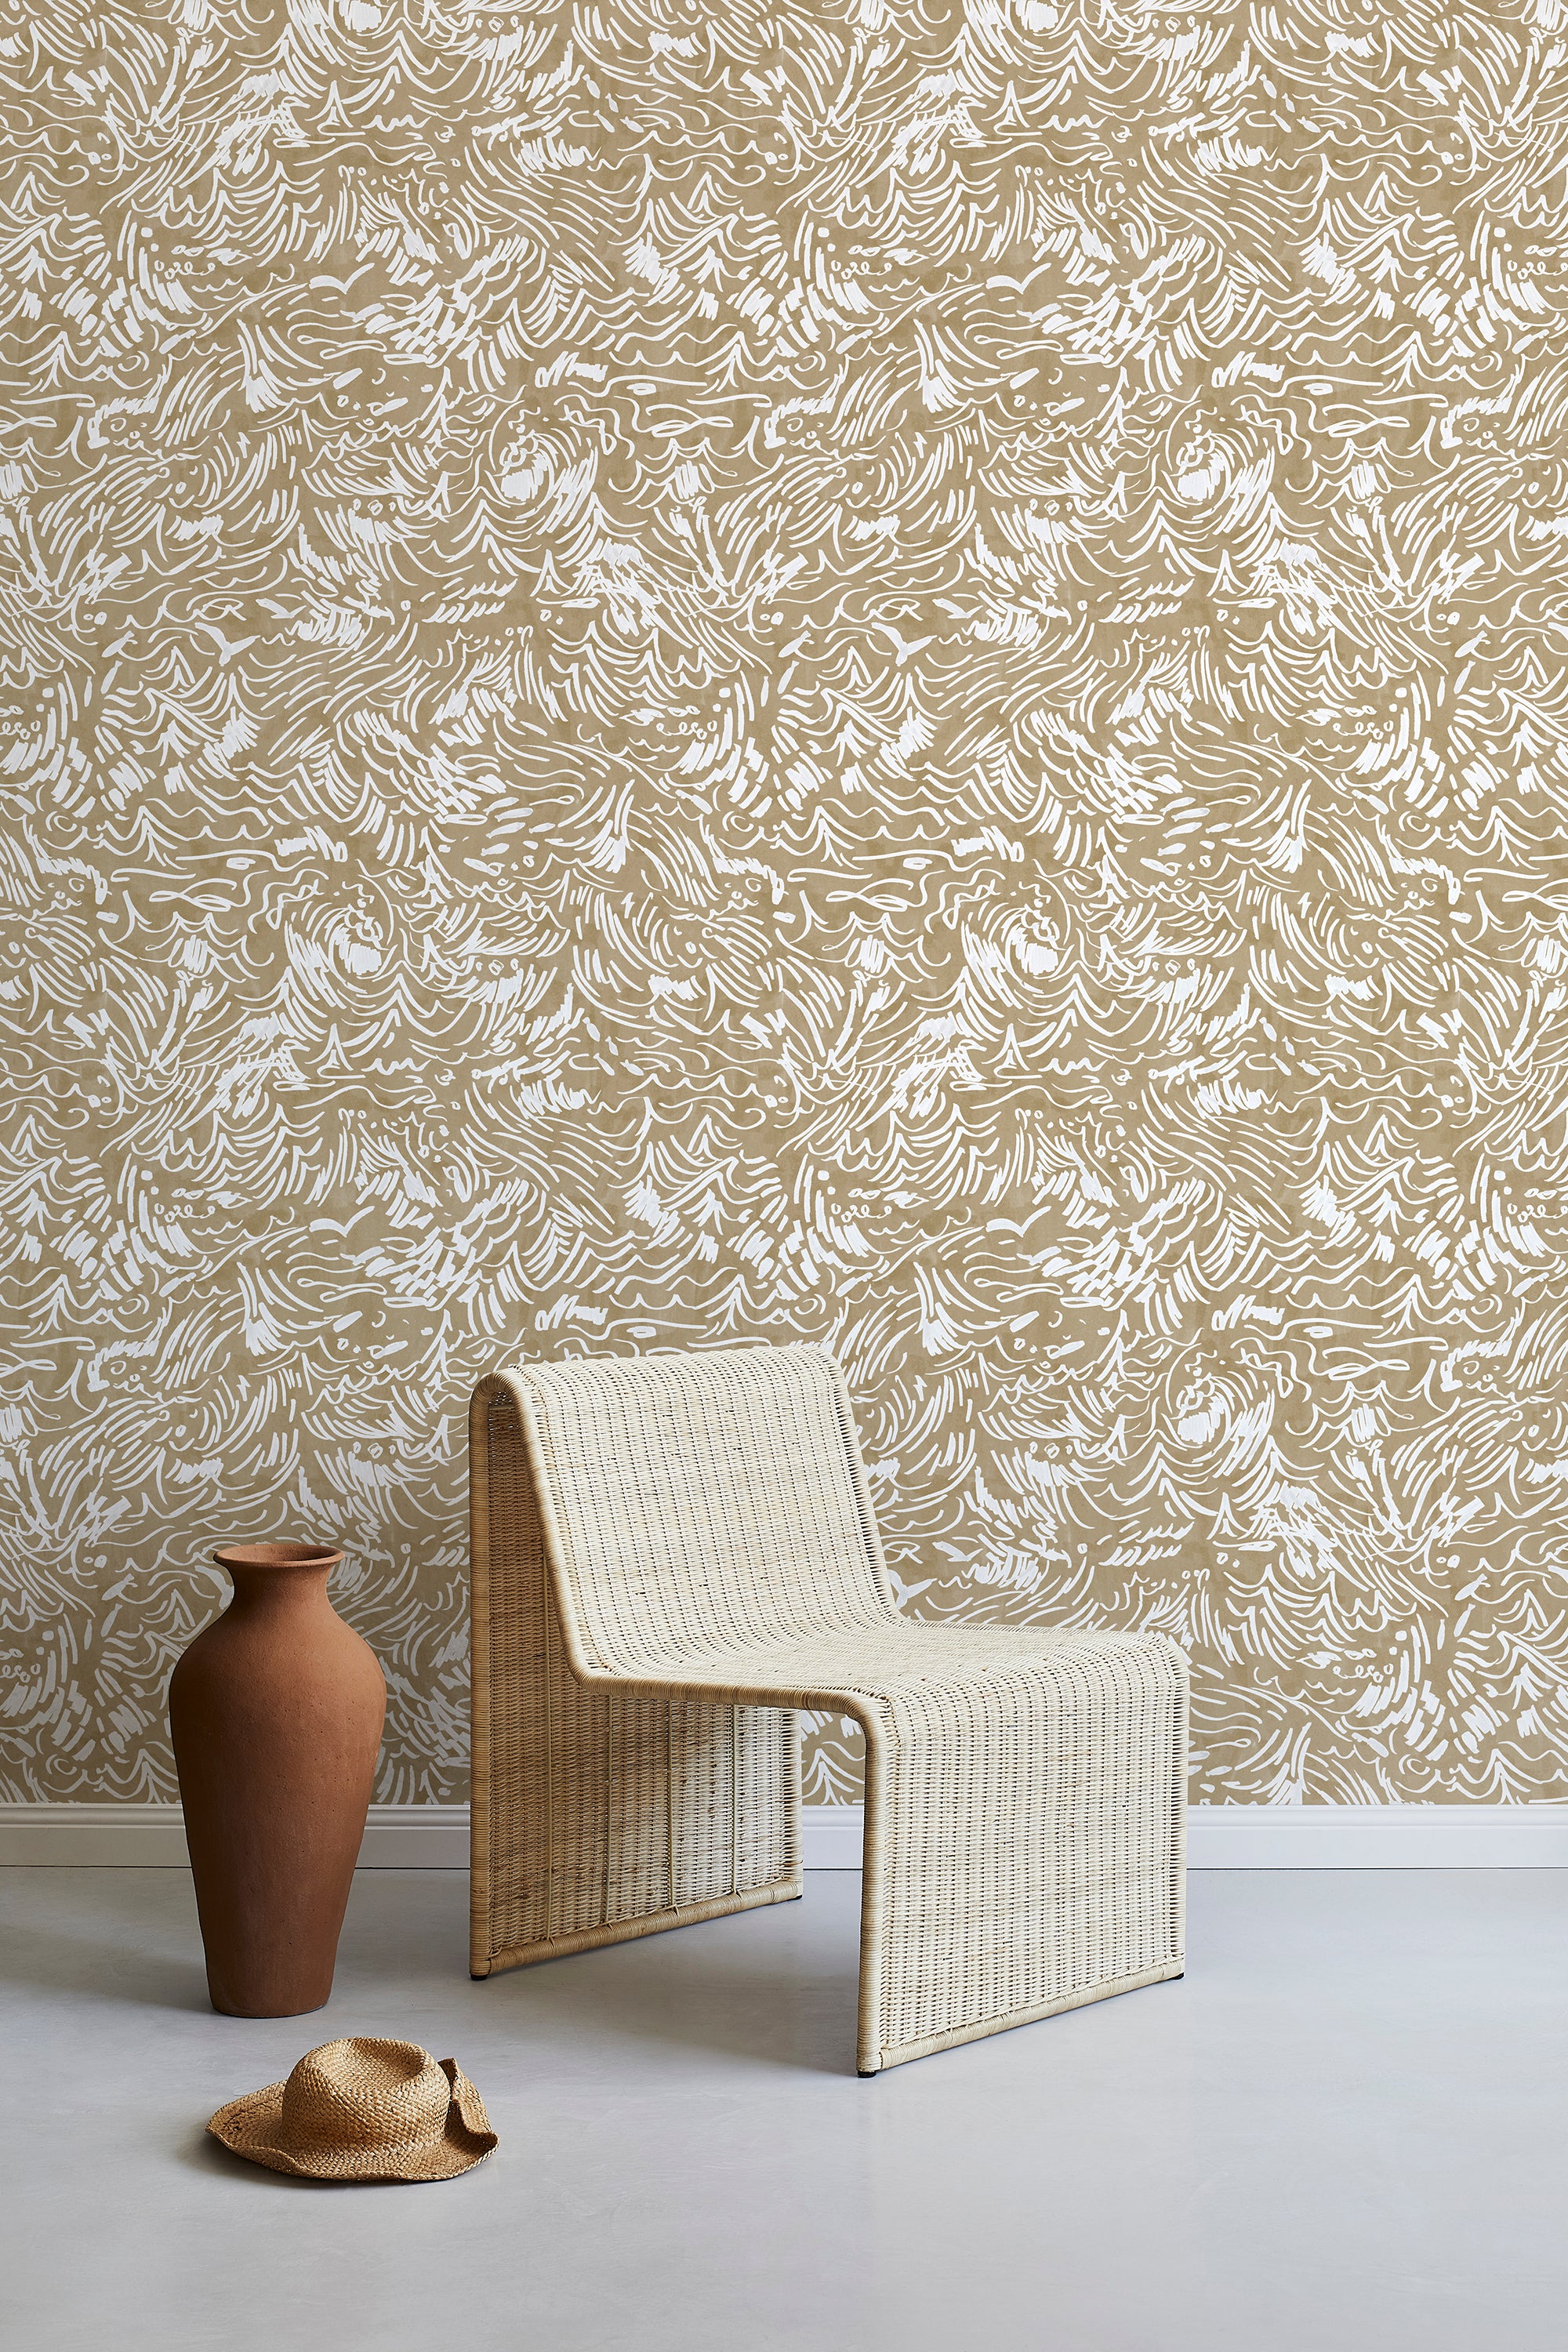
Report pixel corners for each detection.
[212,1542,344,1572]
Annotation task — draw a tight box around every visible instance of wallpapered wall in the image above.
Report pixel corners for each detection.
[6,0,1568,1809]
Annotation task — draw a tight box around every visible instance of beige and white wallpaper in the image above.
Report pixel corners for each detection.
[5,0,1568,1809]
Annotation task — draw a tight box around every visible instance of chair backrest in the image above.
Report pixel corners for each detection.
[502,1342,899,1675]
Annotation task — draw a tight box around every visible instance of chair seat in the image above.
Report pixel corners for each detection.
[600,1619,1175,1711]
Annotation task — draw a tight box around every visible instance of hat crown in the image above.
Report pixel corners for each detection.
[278,2038,448,2153]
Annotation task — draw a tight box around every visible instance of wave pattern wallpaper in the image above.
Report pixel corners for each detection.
[5,0,1568,1809]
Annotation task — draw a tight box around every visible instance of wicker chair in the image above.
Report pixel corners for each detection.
[470,1342,1187,2074]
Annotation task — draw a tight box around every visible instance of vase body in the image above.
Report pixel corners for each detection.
[169,1543,386,2018]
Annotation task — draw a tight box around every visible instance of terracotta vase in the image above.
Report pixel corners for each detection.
[169,1542,386,2019]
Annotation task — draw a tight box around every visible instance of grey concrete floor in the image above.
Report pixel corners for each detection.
[4,1868,1568,2352]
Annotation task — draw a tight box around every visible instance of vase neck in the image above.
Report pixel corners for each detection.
[211,1543,343,1617]
[223,1564,336,1616]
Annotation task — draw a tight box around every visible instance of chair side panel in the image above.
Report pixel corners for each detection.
[604,1692,676,1925]
[472,1377,801,1973]
[737,1703,800,1889]
[472,1380,553,1962]
[871,1636,1186,2063]
[669,1699,734,1909]
[546,1628,611,1939]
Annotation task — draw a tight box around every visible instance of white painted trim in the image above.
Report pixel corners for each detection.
[793,1803,1568,1871]
[1185,1802,1568,1870]
[804,1804,866,1870]
[0,1802,468,1869]
[5,1801,1568,1870]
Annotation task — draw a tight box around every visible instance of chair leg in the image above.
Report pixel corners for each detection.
[854,1636,1187,2072]
[470,1377,802,1976]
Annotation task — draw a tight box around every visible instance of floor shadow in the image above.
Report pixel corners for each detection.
[334,1870,868,2074]
[0,1914,210,2012]
[173,2129,352,2185]
[475,1920,864,2076]
[2,1869,869,2073]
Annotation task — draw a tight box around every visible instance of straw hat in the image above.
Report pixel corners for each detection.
[208,2037,498,2183]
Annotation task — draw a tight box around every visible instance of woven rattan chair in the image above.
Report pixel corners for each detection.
[470,1342,1186,2073]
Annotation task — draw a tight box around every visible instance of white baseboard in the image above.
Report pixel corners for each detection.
[805,1805,1568,1870]
[1185,1802,1568,1869]
[0,1802,469,1868]
[4,1801,1568,1871]
[804,1806,866,1870]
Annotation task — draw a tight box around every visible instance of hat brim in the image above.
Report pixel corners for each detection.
[209,2060,497,2183]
